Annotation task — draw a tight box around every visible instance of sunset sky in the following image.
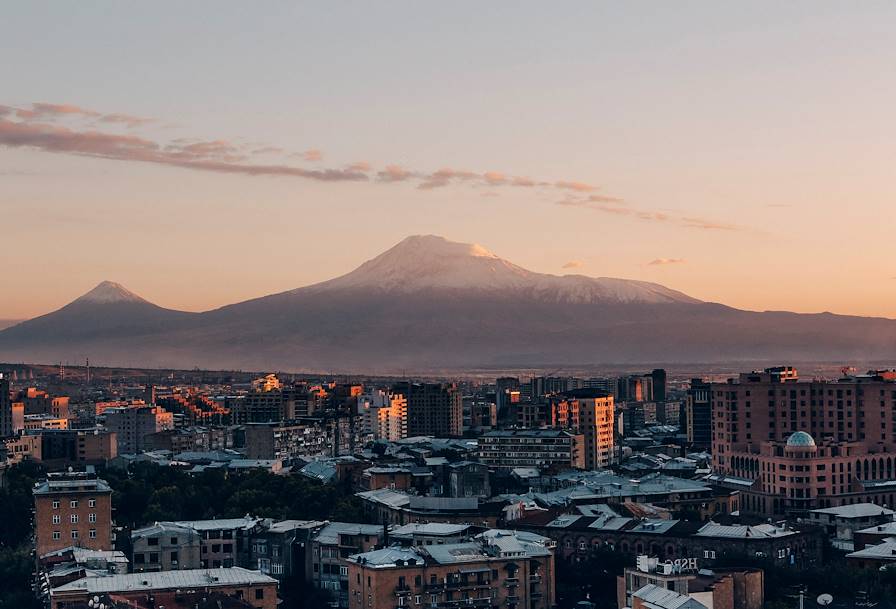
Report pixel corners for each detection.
[2,2,895,320]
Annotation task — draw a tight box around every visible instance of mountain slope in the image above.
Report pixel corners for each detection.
[0,282,195,365]
[302,235,699,304]
[0,238,895,371]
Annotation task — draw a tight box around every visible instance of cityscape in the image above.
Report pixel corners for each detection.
[3,4,896,609]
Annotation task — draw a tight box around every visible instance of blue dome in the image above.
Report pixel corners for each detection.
[786,431,816,447]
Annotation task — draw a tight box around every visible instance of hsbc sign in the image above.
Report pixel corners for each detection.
[657,558,699,574]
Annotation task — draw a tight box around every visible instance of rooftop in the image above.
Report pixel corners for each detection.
[34,475,112,495]
[51,567,276,595]
[846,538,896,562]
[695,522,795,539]
[315,522,384,545]
[633,584,708,609]
[810,503,895,519]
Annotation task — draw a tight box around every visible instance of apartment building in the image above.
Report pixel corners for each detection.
[346,530,555,609]
[478,430,585,470]
[33,470,113,556]
[712,367,896,516]
[549,389,615,469]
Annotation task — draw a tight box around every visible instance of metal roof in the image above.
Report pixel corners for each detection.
[52,567,276,594]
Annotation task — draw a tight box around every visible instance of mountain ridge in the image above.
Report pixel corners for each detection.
[1,235,894,372]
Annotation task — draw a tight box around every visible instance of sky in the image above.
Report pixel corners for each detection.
[2,2,895,320]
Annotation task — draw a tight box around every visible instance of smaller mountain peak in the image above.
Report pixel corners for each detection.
[75,281,148,305]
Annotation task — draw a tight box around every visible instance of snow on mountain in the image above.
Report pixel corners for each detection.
[311,234,699,304]
[73,281,149,305]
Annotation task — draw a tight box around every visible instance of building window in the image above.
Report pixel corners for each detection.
[52,501,60,509]
[255,588,265,600]
[88,499,96,508]
[52,515,61,525]
[71,530,79,540]
[340,566,348,576]
[89,529,97,539]
[88,513,97,523]
[70,514,79,524]
[52,531,61,540]
[70,500,78,509]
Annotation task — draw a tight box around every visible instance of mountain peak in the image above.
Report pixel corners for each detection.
[393,234,500,259]
[74,281,148,305]
[318,235,531,292]
[306,235,699,304]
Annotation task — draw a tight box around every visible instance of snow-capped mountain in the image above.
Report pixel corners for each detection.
[1,236,895,372]
[304,235,699,304]
[72,281,149,305]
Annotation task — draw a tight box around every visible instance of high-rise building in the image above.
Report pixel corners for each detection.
[395,382,463,438]
[650,369,667,403]
[495,377,520,422]
[357,391,408,441]
[33,469,113,556]
[549,388,615,469]
[685,379,712,449]
[0,373,11,438]
[712,367,896,516]
[103,405,173,454]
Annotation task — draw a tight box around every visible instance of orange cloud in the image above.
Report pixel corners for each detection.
[555,180,596,192]
[562,260,584,269]
[14,102,152,128]
[302,149,323,162]
[648,258,686,266]
[377,164,414,182]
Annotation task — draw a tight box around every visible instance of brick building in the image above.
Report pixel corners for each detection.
[346,530,555,609]
[49,568,278,609]
[617,556,764,609]
[34,470,113,556]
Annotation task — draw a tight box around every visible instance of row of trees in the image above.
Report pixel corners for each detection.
[0,460,366,609]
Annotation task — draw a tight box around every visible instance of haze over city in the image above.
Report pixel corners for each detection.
[4,2,896,321]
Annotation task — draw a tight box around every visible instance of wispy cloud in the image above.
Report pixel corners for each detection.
[647,258,686,266]
[302,149,323,162]
[0,100,738,234]
[377,165,414,182]
[0,119,367,182]
[562,260,584,269]
[558,195,741,232]
[12,102,153,128]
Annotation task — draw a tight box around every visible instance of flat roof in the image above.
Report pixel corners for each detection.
[695,522,795,539]
[52,567,276,595]
[810,504,895,519]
